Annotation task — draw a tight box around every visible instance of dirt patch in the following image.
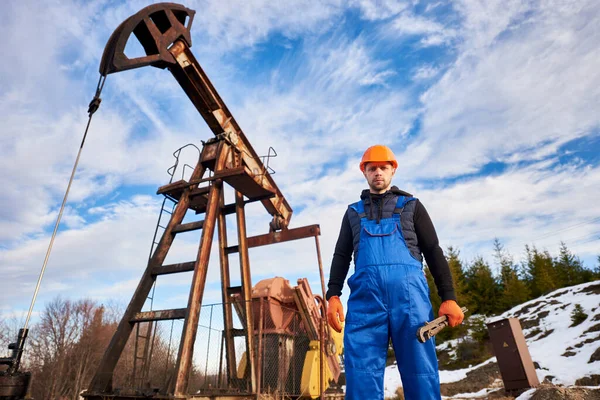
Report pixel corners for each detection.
[583,323,600,335]
[514,301,545,317]
[525,328,542,339]
[562,350,577,357]
[538,311,549,319]
[536,329,554,340]
[521,318,541,330]
[579,283,600,295]
[440,362,501,396]
[533,361,547,370]
[530,386,600,400]
[573,334,600,348]
[575,374,600,386]
[547,290,568,298]
[592,314,600,322]
[589,346,600,363]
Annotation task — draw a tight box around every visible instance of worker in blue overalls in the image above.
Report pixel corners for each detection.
[326,145,465,400]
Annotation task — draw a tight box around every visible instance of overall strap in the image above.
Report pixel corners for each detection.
[393,196,414,217]
[349,200,367,220]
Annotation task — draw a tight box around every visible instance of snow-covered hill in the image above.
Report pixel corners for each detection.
[383,280,600,399]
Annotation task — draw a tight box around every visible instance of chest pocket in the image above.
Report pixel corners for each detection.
[362,222,398,237]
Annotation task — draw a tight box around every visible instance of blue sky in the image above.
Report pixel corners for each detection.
[1,0,600,321]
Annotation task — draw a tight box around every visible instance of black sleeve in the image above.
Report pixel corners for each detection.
[326,210,353,300]
[414,200,456,302]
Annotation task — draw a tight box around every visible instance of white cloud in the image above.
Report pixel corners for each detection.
[403,0,600,178]
[412,65,441,81]
[414,160,600,267]
[387,12,458,47]
[181,0,346,51]
[351,0,409,20]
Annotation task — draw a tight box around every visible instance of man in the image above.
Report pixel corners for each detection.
[326,145,464,400]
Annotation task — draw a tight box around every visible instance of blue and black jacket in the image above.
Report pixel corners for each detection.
[326,186,456,302]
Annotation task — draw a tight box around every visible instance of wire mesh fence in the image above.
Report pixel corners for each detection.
[191,298,314,398]
[112,319,183,395]
[108,296,326,398]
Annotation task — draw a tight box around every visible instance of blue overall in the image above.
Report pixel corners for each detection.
[344,196,441,400]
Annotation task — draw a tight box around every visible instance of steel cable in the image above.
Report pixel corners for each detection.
[23,74,106,331]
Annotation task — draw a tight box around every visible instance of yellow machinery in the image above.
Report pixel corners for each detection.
[233,277,343,398]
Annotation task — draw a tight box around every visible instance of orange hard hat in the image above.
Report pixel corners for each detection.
[360,145,398,172]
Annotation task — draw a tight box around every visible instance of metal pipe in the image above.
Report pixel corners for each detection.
[320,316,325,400]
[218,332,225,388]
[235,190,257,393]
[203,305,214,388]
[315,235,326,400]
[314,235,327,306]
[256,297,264,396]
[217,187,237,382]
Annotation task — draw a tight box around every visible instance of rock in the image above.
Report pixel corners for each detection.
[575,374,600,386]
[530,386,600,400]
[583,323,600,335]
[589,347,600,363]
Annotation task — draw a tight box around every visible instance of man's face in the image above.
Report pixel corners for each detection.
[363,162,395,194]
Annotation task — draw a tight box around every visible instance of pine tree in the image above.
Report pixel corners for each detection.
[524,245,558,297]
[424,265,441,315]
[554,242,587,287]
[493,239,530,311]
[570,304,588,327]
[445,246,470,308]
[464,256,500,315]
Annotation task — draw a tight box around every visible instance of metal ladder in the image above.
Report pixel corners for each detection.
[131,144,200,390]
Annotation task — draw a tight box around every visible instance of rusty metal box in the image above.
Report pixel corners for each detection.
[487,317,540,391]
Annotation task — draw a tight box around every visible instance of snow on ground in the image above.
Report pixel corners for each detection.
[438,358,497,384]
[383,281,600,398]
[444,387,504,399]
[514,388,536,400]
[383,358,498,397]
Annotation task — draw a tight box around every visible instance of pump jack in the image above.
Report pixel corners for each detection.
[60,3,344,400]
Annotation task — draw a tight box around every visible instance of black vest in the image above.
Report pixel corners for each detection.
[347,194,423,263]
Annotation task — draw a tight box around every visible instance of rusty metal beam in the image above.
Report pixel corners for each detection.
[217,189,237,382]
[315,235,327,400]
[131,308,186,323]
[220,193,275,216]
[225,224,320,254]
[172,220,204,234]
[167,40,293,228]
[151,261,196,276]
[173,142,228,396]
[235,190,256,392]
[86,160,208,394]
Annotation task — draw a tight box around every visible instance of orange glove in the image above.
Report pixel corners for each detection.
[327,296,344,333]
[438,300,464,327]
